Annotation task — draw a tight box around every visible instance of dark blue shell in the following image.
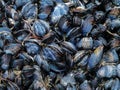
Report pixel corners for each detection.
[33,20,50,37]
[87,46,104,70]
[97,65,116,78]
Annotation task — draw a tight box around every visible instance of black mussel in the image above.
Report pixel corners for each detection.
[23,78,33,89]
[54,83,65,90]
[60,73,76,87]
[77,54,89,67]
[22,65,35,78]
[104,79,114,89]
[79,80,92,90]
[93,39,106,49]
[74,69,86,83]
[34,54,50,72]
[109,38,120,48]
[28,80,46,90]
[61,41,77,54]
[0,27,11,33]
[116,64,120,78]
[24,40,40,55]
[33,19,50,37]
[1,54,12,70]
[14,29,30,43]
[87,46,104,70]
[39,6,52,20]
[66,84,77,90]
[73,50,89,64]
[112,0,120,6]
[15,0,31,7]
[8,18,16,28]
[5,6,19,20]
[49,62,66,73]
[72,15,83,26]
[39,0,53,19]
[64,53,73,68]
[107,19,120,31]
[38,11,49,20]
[0,27,13,42]
[40,0,54,9]
[15,77,22,87]
[41,31,55,44]
[48,43,63,55]
[34,54,43,67]
[2,70,15,81]
[12,59,24,70]
[18,52,34,64]
[21,2,37,19]
[7,82,20,90]
[33,65,42,79]
[0,84,6,90]
[50,3,69,24]
[97,65,116,78]
[42,46,61,62]
[74,50,86,61]
[91,77,99,89]
[66,27,81,39]
[58,15,71,33]
[0,38,4,48]
[111,78,120,90]
[77,37,93,49]
[91,24,106,36]
[102,49,119,63]
[94,11,105,23]
[4,43,21,55]
[82,15,94,36]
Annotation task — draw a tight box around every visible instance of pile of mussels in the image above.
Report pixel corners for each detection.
[0,0,120,90]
